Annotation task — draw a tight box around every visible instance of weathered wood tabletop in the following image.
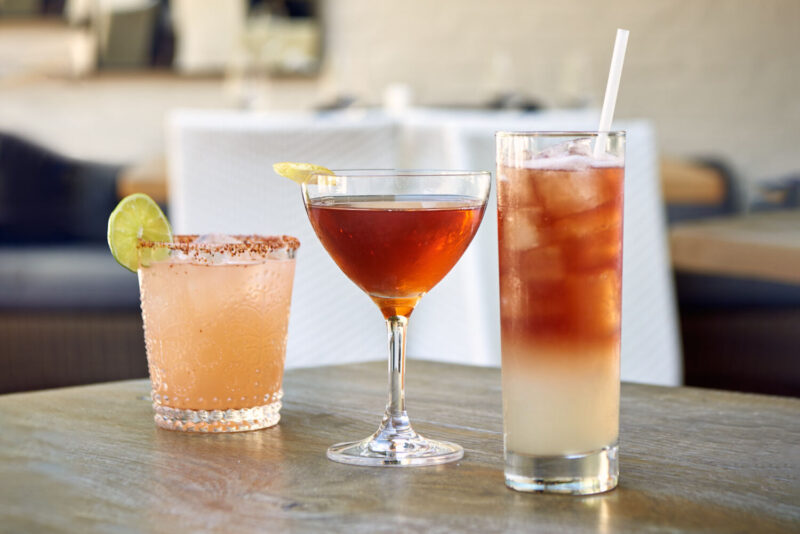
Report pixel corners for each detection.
[670,210,800,285]
[1,361,798,533]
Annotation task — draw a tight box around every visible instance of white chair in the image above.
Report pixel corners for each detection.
[167,110,398,369]
[167,108,682,386]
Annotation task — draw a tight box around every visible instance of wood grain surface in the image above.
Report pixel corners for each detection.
[1,360,798,533]
[670,211,800,285]
[660,158,726,205]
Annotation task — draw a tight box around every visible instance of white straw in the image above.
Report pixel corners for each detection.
[594,29,629,158]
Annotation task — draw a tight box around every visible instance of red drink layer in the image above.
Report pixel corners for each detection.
[306,195,486,318]
[497,161,624,455]
[498,164,624,352]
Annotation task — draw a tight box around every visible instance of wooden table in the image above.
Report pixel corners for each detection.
[1,361,798,533]
[669,211,800,396]
[670,210,800,285]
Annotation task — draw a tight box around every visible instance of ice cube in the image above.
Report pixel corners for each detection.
[196,233,243,245]
[520,246,565,282]
[538,138,593,159]
[533,169,611,217]
[523,138,622,172]
[500,208,542,251]
[497,165,540,208]
[499,277,566,332]
[555,204,623,274]
[552,202,621,240]
[567,229,622,274]
[194,234,245,264]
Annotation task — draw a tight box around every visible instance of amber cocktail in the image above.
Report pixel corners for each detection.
[303,171,490,466]
[306,197,485,318]
[137,234,299,432]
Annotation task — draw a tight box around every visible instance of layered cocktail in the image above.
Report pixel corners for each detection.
[496,132,624,493]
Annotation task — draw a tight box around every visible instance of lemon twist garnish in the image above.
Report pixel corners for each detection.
[107,193,172,272]
[273,162,334,185]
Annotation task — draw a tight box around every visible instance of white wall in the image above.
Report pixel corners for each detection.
[308,0,800,189]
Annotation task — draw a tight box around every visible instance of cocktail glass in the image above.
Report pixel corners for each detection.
[496,132,625,494]
[302,170,491,466]
[137,234,299,432]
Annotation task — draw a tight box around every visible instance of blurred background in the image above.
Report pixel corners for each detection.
[1,0,798,396]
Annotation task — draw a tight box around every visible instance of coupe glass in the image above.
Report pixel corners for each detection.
[302,170,491,466]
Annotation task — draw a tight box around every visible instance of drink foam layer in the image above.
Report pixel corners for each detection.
[520,154,623,171]
[504,138,623,171]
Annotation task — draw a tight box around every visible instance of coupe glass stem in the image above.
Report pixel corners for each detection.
[326,310,463,464]
[385,315,410,432]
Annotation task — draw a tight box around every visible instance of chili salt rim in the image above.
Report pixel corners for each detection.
[137,234,300,261]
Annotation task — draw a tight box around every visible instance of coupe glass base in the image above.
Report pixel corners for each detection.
[327,436,463,467]
[327,415,464,467]
[504,444,618,495]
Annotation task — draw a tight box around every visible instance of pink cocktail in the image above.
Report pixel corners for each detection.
[138,234,299,432]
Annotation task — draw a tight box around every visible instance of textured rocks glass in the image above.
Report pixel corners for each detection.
[137,234,299,432]
[496,132,625,494]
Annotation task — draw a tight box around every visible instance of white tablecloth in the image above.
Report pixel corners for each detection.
[168,108,681,386]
